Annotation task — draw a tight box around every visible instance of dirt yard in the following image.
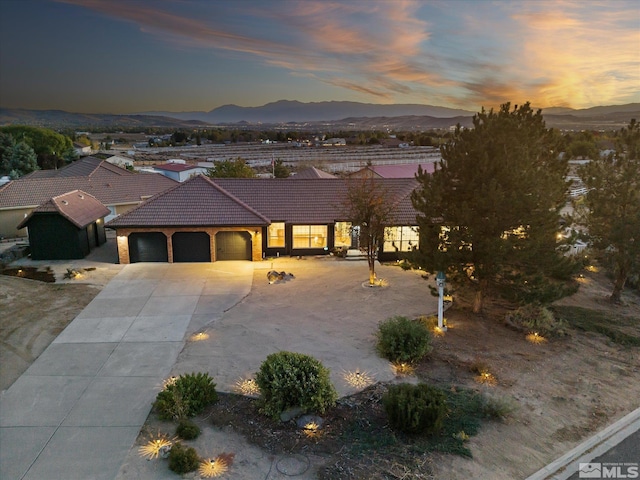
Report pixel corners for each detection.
[1,258,639,479]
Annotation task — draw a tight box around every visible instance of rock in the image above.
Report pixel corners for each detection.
[279,406,304,422]
[296,414,324,429]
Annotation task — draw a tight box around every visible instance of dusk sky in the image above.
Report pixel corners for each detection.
[1,0,638,114]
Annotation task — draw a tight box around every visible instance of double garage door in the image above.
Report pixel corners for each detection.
[128,231,250,263]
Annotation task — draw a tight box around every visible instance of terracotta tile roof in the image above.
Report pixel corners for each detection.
[17,190,110,229]
[291,167,336,179]
[0,163,177,210]
[106,175,270,228]
[211,177,419,225]
[25,156,128,179]
[352,163,436,178]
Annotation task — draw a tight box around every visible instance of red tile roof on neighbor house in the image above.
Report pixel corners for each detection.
[107,175,420,228]
[352,163,436,178]
[17,190,110,229]
[106,175,270,228]
[0,157,177,209]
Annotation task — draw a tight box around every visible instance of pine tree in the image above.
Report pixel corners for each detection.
[412,103,574,313]
[579,119,640,302]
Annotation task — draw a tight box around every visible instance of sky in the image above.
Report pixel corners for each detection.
[0,0,638,114]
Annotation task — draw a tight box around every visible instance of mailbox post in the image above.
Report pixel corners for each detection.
[436,271,447,331]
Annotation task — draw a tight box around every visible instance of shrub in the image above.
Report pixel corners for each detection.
[176,419,201,440]
[154,372,218,421]
[168,442,200,474]
[376,316,432,363]
[505,304,567,337]
[479,392,518,420]
[383,383,448,434]
[255,351,338,419]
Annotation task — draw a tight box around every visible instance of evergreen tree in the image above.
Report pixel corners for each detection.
[412,103,574,313]
[0,137,39,179]
[579,119,640,302]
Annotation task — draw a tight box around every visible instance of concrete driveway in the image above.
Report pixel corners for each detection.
[0,261,254,480]
[1,257,438,480]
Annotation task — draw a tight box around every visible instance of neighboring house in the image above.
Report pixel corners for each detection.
[0,156,177,238]
[152,163,210,182]
[107,175,420,264]
[103,155,135,169]
[17,190,110,260]
[291,167,336,179]
[73,142,92,157]
[349,163,436,179]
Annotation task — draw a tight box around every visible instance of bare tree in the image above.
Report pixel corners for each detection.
[343,177,396,285]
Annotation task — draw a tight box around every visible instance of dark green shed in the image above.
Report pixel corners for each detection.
[17,190,110,260]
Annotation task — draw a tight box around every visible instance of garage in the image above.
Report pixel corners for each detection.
[172,232,211,262]
[216,231,251,260]
[128,232,168,263]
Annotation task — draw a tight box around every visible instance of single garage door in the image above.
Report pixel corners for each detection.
[216,231,251,260]
[128,232,168,263]
[172,232,211,262]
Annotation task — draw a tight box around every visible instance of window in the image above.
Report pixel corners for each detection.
[292,225,327,249]
[384,226,419,252]
[267,222,285,247]
[334,222,352,248]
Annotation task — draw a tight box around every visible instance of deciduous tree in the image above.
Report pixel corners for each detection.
[412,103,574,313]
[344,177,396,285]
[206,157,255,178]
[579,119,640,302]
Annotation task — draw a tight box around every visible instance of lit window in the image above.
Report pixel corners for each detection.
[292,225,327,249]
[267,222,285,247]
[334,222,352,248]
[384,226,419,252]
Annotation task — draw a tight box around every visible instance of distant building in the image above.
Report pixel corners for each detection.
[349,163,436,179]
[152,163,210,182]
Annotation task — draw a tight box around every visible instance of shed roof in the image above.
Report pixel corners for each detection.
[17,190,110,229]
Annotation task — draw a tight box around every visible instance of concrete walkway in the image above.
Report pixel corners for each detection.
[0,262,253,480]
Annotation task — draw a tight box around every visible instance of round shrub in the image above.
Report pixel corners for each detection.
[376,316,432,363]
[383,383,448,434]
[168,442,200,474]
[255,351,338,419]
[505,304,567,337]
[154,372,218,421]
[176,419,201,440]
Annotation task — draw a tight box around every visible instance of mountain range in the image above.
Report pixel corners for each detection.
[1,100,638,130]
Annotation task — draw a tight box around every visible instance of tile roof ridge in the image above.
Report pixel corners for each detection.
[104,174,187,221]
[202,175,271,223]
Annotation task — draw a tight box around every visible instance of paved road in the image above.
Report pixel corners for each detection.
[567,429,640,479]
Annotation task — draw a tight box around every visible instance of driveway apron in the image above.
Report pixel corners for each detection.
[0,262,253,480]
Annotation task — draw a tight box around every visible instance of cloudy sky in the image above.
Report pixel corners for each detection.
[1,0,638,114]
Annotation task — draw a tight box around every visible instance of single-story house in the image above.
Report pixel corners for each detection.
[0,156,177,238]
[73,142,92,157]
[106,175,420,264]
[17,190,110,260]
[153,163,210,182]
[350,163,436,179]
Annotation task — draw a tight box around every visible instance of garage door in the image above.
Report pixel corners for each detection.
[216,231,251,260]
[172,232,211,262]
[128,232,168,263]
